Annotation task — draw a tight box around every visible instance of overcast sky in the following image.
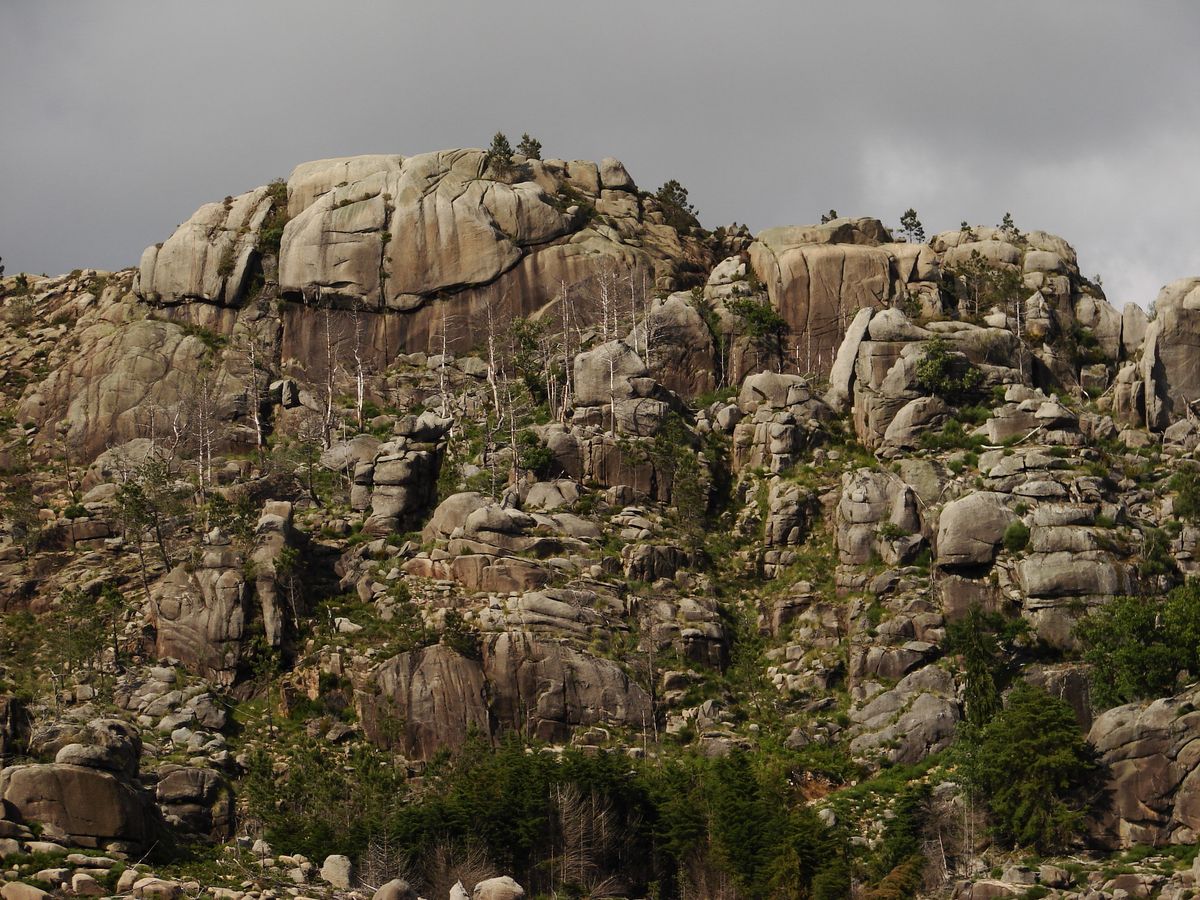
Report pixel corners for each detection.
[2,1,1198,308]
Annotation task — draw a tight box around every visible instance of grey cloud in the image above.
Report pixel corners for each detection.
[2,0,1198,308]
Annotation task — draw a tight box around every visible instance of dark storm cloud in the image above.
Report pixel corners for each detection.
[2,0,1198,307]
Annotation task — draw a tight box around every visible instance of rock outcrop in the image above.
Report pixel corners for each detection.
[137,150,714,362]
[0,763,158,851]
[1141,277,1200,429]
[1088,684,1200,849]
[150,501,307,685]
[358,633,652,758]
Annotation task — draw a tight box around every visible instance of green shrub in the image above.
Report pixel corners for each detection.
[516,133,542,160]
[256,179,289,257]
[654,179,699,231]
[515,429,554,478]
[919,418,987,452]
[1138,527,1176,578]
[485,132,514,176]
[915,337,985,404]
[440,610,481,660]
[62,503,87,520]
[727,296,787,340]
[1169,468,1200,522]
[1003,521,1030,553]
[1076,582,1200,709]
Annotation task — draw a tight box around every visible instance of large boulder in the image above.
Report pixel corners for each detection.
[136,150,713,365]
[473,877,525,900]
[0,764,159,851]
[43,719,141,778]
[358,644,490,761]
[836,469,922,565]
[155,766,234,841]
[936,492,1015,568]
[573,340,649,407]
[637,294,717,399]
[1087,684,1200,848]
[824,306,873,413]
[249,501,299,648]
[17,315,212,460]
[849,665,959,765]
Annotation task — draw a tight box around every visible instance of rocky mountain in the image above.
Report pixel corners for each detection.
[2,146,1200,899]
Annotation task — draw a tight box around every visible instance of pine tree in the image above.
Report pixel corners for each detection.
[961,683,1102,852]
[899,208,925,244]
[654,180,698,231]
[999,211,1022,240]
[516,133,542,160]
[486,132,514,176]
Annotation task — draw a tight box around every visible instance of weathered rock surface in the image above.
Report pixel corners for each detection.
[473,876,525,900]
[849,665,959,765]
[139,151,713,366]
[0,764,158,851]
[149,545,253,688]
[747,219,895,370]
[155,766,234,841]
[1141,277,1200,429]
[936,493,1015,568]
[138,186,276,306]
[359,633,651,758]
[1088,684,1200,849]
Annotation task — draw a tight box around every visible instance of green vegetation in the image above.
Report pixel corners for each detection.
[959,684,1103,853]
[1003,520,1030,553]
[654,179,699,232]
[727,296,787,341]
[898,208,925,244]
[915,337,985,405]
[242,734,849,898]
[945,605,1029,728]
[1136,526,1177,579]
[943,249,1025,322]
[175,319,227,353]
[256,178,289,257]
[515,429,554,479]
[486,132,514,176]
[918,418,987,452]
[1169,466,1200,522]
[999,212,1024,242]
[516,133,542,160]
[1076,581,1200,709]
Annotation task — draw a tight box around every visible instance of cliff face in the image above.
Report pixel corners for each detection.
[3,148,1200,898]
[137,149,715,362]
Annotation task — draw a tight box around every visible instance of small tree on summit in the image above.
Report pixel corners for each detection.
[486,132,514,176]
[899,208,925,244]
[516,133,542,160]
[654,179,699,231]
[999,211,1022,241]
